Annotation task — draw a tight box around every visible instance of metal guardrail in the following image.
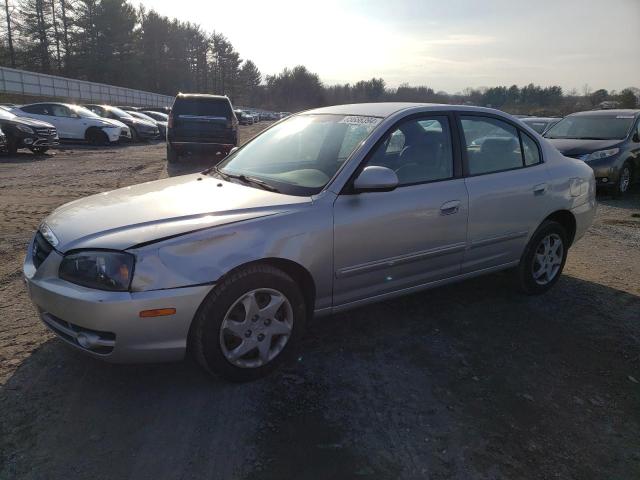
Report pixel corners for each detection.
[0,66,174,107]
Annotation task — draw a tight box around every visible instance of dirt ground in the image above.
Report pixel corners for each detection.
[0,123,639,479]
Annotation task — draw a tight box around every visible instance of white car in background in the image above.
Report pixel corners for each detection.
[13,103,130,145]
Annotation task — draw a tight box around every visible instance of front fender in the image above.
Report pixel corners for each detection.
[128,198,335,311]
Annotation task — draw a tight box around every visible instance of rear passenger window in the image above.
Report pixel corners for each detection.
[521,131,541,166]
[461,116,523,175]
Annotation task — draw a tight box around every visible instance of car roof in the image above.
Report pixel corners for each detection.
[569,109,640,117]
[522,117,561,121]
[21,102,71,107]
[303,102,514,118]
[176,93,229,100]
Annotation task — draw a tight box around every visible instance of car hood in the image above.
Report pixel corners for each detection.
[42,174,311,252]
[546,138,623,156]
[11,116,57,129]
[133,118,158,129]
[95,117,128,129]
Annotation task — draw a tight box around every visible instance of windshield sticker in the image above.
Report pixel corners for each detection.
[616,115,634,119]
[340,116,382,126]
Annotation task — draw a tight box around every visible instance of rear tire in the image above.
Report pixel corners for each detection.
[516,220,568,295]
[166,144,179,163]
[190,264,306,382]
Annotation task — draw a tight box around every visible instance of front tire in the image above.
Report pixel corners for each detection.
[612,162,632,197]
[6,136,18,155]
[130,127,139,142]
[86,128,108,146]
[29,147,49,155]
[516,220,568,295]
[191,264,306,382]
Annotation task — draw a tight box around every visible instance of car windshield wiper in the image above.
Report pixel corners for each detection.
[212,167,280,193]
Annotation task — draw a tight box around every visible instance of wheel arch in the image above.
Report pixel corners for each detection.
[239,258,316,319]
[543,209,577,246]
[198,257,317,320]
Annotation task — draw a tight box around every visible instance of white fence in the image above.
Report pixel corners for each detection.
[0,66,174,107]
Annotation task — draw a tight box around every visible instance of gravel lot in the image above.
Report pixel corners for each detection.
[1,123,639,479]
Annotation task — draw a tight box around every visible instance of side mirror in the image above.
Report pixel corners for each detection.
[353,166,398,193]
[634,128,640,142]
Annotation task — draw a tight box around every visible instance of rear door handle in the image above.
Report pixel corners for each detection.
[440,200,461,215]
[533,183,547,195]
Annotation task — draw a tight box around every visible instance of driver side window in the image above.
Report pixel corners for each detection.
[364,116,453,186]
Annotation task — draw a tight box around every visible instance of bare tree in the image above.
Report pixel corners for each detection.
[50,0,61,69]
[3,0,16,67]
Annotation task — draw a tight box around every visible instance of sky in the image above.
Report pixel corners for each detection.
[139,0,640,93]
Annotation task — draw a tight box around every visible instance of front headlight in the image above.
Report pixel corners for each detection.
[59,251,134,291]
[585,148,619,162]
[17,124,34,134]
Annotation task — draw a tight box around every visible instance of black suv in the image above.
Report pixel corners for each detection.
[545,109,640,196]
[0,108,59,154]
[166,94,238,163]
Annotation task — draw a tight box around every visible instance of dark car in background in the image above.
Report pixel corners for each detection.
[143,106,171,114]
[521,117,561,134]
[166,94,238,163]
[0,107,59,154]
[85,104,158,142]
[234,109,254,125]
[545,109,640,195]
[141,110,169,123]
[126,110,168,138]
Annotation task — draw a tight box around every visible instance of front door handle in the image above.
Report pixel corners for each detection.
[533,183,547,195]
[440,200,461,215]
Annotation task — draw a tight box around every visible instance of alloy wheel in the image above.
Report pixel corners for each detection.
[619,166,631,193]
[219,288,293,368]
[532,233,564,285]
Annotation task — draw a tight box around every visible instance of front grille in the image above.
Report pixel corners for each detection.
[35,127,57,137]
[32,231,54,269]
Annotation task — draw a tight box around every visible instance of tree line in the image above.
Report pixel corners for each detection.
[1,0,638,114]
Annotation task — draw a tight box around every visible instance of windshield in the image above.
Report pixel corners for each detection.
[216,114,381,195]
[522,119,552,134]
[107,107,134,119]
[129,111,156,122]
[545,116,634,140]
[70,105,101,119]
[143,111,168,121]
[0,108,17,120]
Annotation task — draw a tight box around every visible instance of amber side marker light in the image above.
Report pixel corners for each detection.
[139,308,176,318]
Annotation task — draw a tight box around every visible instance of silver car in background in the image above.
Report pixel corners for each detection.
[24,103,596,381]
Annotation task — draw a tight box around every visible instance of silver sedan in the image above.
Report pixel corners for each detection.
[24,103,596,381]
